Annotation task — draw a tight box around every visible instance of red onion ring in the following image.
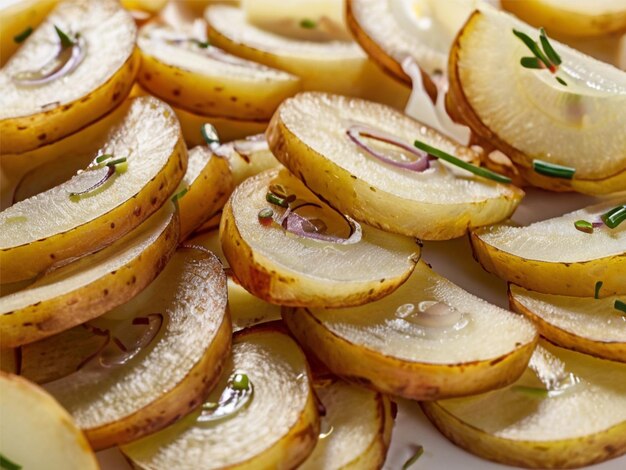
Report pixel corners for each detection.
[281,210,362,245]
[13,37,85,86]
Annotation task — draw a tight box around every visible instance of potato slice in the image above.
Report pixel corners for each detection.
[300,379,393,470]
[221,168,420,307]
[509,284,626,363]
[0,372,98,470]
[267,92,523,239]
[421,341,626,468]
[502,0,626,37]
[0,96,186,283]
[137,21,300,120]
[41,248,230,450]
[283,261,537,400]
[178,146,233,240]
[448,8,626,194]
[121,326,319,469]
[470,199,626,297]
[0,0,139,153]
[0,204,178,347]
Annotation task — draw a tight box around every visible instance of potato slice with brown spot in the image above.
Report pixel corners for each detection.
[0,0,139,153]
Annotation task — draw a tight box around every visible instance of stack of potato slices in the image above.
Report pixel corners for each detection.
[1,1,625,469]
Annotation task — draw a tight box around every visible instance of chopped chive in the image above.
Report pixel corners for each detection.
[13,26,33,44]
[105,157,127,167]
[95,153,114,164]
[171,187,188,203]
[574,220,593,234]
[414,140,511,184]
[201,123,220,147]
[512,29,551,70]
[555,76,568,86]
[532,160,575,179]
[595,281,603,299]
[258,208,274,225]
[266,192,289,207]
[512,385,549,398]
[202,401,219,411]
[114,161,128,174]
[539,27,561,66]
[520,57,543,69]
[192,39,210,48]
[300,18,317,29]
[0,454,21,470]
[231,373,249,391]
[615,300,626,314]
[600,205,626,229]
[402,445,424,469]
[54,25,75,48]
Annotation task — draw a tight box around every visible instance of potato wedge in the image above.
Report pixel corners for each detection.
[122,325,319,469]
[300,379,393,470]
[421,341,626,468]
[470,199,626,297]
[502,0,626,37]
[0,204,178,347]
[448,8,626,194]
[0,372,98,470]
[0,96,186,283]
[509,284,626,363]
[267,92,523,239]
[42,248,230,450]
[0,0,139,153]
[137,21,300,120]
[283,261,537,400]
[221,168,421,307]
[178,146,233,240]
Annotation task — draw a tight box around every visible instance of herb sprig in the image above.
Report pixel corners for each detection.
[402,445,424,469]
[54,25,76,48]
[616,300,626,314]
[532,160,575,179]
[13,26,33,44]
[513,27,567,86]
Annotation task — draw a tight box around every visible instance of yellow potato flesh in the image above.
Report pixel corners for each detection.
[0,0,139,153]
[0,96,186,283]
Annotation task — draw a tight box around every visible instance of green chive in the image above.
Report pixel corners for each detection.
[266,192,289,207]
[300,18,317,29]
[232,373,249,391]
[414,140,511,184]
[574,220,593,234]
[193,39,210,48]
[95,153,114,164]
[595,281,603,299]
[202,401,219,411]
[105,157,127,167]
[512,29,551,69]
[54,25,75,48]
[615,300,626,314]
[532,160,575,179]
[0,453,22,470]
[555,76,568,86]
[258,207,273,220]
[13,26,33,44]
[539,27,561,66]
[201,123,220,147]
[600,205,626,229]
[171,187,188,203]
[520,57,543,69]
[402,445,424,469]
[512,385,549,398]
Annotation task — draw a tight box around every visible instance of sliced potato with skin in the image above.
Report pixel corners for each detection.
[0,372,98,470]
[448,8,626,194]
[470,199,626,297]
[0,96,186,283]
[43,248,231,450]
[421,341,626,468]
[300,379,393,470]
[0,204,178,348]
[221,168,421,307]
[0,0,139,153]
[267,92,523,240]
[283,261,537,400]
[509,284,626,363]
[137,21,301,120]
[178,146,233,240]
[122,325,320,470]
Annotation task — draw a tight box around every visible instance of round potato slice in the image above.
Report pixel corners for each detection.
[300,379,393,470]
[283,261,537,400]
[137,21,300,120]
[178,146,233,240]
[509,284,626,363]
[421,341,626,468]
[0,96,186,283]
[42,248,230,450]
[470,199,626,297]
[121,325,319,469]
[0,0,139,153]
[0,204,178,348]
[0,372,98,470]
[448,7,626,194]
[221,168,421,307]
[267,92,523,239]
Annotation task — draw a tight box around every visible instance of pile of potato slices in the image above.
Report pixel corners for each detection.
[0,0,625,469]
